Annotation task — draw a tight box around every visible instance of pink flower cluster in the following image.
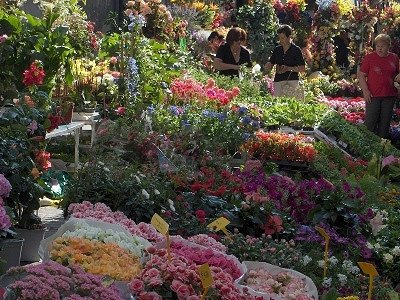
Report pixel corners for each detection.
[5,261,123,300]
[243,269,313,300]
[187,234,227,253]
[0,174,12,234]
[68,201,163,242]
[320,97,365,124]
[0,174,12,199]
[130,247,259,300]
[169,240,243,279]
[170,78,240,106]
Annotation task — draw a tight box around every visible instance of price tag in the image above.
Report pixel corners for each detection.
[151,213,169,235]
[151,213,171,261]
[198,263,213,300]
[358,262,378,300]
[207,217,231,238]
[315,226,330,278]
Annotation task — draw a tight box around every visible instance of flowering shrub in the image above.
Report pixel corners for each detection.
[50,236,142,281]
[242,131,316,163]
[22,60,46,87]
[320,97,365,124]
[0,174,13,237]
[4,261,124,300]
[170,78,240,106]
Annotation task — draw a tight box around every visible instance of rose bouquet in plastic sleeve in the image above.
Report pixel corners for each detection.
[235,261,318,300]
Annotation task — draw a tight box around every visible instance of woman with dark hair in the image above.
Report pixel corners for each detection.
[213,27,251,77]
[207,31,224,54]
[264,24,305,98]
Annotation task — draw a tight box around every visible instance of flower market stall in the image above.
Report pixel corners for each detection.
[1,0,400,299]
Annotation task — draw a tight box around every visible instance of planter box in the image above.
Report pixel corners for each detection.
[15,228,47,262]
[0,238,24,270]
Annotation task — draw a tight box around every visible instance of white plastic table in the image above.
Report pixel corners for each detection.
[72,112,100,146]
[45,122,85,171]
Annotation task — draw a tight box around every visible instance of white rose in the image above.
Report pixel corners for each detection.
[391,246,400,256]
[383,253,394,264]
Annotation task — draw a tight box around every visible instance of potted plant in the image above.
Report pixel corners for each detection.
[0,97,50,261]
[0,174,24,271]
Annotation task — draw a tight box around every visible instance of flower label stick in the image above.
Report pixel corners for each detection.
[315,226,330,278]
[357,262,378,300]
[198,263,213,300]
[207,217,232,239]
[151,213,171,261]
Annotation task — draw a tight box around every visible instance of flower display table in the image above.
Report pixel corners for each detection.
[45,122,86,171]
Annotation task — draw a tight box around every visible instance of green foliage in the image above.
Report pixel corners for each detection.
[237,0,279,66]
[0,9,74,96]
[0,104,47,228]
[318,112,400,160]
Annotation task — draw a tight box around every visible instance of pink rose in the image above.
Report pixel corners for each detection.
[140,292,162,300]
[130,278,144,293]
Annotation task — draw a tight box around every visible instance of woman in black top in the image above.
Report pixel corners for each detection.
[214,27,251,77]
[264,24,305,98]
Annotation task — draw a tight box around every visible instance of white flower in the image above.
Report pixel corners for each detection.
[391,246,400,256]
[317,260,325,268]
[134,175,141,184]
[301,255,312,266]
[141,189,150,199]
[329,256,338,266]
[322,277,332,288]
[154,189,160,195]
[383,253,394,264]
[167,199,175,212]
[366,242,374,249]
[374,243,381,249]
[370,212,387,236]
[337,274,347,286]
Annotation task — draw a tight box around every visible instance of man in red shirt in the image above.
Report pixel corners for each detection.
[358,34,399,138]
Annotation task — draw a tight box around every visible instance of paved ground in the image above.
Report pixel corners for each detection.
[38,205,66,239]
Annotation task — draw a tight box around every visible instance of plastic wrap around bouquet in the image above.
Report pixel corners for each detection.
[235,261,318,300]
[155,235,246,280]
[39,217,151,261]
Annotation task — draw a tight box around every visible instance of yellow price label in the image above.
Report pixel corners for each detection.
[315,226,330,278]
[198,263,213,289]
[358,262,378,300]
[151,213,169,235]
[315,226,330,241]
[357,262,378,277]
[207,217,230,232]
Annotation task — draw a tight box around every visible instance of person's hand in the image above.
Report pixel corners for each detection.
[363,90,372,103]
[395,73,400,82]
[280,65,291,73]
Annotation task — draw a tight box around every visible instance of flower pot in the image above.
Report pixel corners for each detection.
[14,228,47,262]
[0,238,24,270]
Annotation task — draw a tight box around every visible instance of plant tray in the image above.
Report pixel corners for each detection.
[314,128,353,158]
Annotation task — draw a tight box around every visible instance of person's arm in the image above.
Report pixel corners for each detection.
[213,58,240,71]
[357,70,371,102]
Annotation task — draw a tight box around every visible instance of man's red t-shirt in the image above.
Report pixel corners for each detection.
[360,52,399,97]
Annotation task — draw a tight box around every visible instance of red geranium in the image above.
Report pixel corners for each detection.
[22,60,45,86]
[263,215,283,235]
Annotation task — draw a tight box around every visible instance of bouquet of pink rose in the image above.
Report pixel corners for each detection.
[1,261,129,300]
[237,261,318,300]
[129,246,260,300]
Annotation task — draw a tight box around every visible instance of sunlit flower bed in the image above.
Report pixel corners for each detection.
[243,131,316,163]
[319,97,365,124]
